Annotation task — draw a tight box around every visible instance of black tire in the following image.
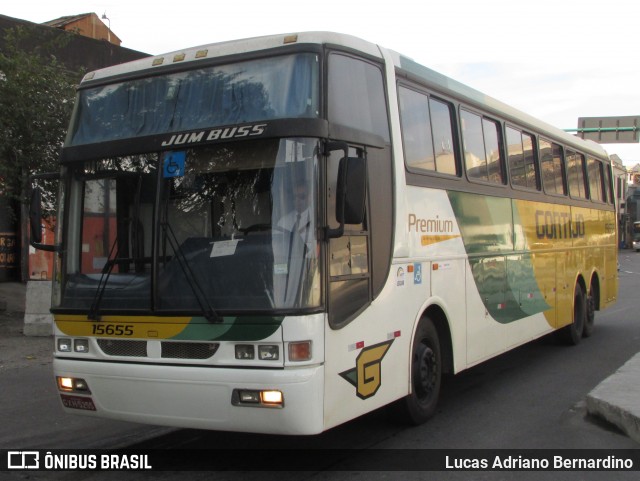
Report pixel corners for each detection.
[395,318,442,425]
[559,285,586,345]
[583,284,595,338]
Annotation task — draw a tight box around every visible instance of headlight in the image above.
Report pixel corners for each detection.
[57,338,90,353]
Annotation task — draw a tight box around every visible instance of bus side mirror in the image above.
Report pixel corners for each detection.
[29,174,61,252]
[336,156,366,225]
[327,155,366,239]
[29,187,44,244]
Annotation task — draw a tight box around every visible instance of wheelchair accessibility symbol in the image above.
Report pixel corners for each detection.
[413,263,422,284]
[162,151,186,178]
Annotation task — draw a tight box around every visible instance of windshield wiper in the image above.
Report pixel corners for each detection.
[160,221,221,323]
[88,237,119,321]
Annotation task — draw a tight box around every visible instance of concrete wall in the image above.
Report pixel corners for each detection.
[23,281,53,336]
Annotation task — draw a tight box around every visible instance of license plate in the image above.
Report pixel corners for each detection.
[60,394,97,411]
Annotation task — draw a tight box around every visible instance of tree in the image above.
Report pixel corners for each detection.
[0,25,81,209]
[0,25,83,279]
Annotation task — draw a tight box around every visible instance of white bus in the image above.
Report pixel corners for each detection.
[33,32,617,435]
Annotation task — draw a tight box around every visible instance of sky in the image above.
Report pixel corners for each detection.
[4,0,640,166]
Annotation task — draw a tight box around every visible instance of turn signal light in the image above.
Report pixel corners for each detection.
[288,341,312,362]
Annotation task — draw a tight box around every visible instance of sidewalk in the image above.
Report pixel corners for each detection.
[0,281,638,445]
[0,282,52,371]
[586,354,640,443]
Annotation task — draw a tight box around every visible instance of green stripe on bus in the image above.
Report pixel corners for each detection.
[448,191,550,324]
[171,316,284,341]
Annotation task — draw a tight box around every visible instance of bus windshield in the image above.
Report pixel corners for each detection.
[68,53,319,146]
[55,138,321,314]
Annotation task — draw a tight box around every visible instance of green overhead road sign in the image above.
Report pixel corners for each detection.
[565,116,640,143]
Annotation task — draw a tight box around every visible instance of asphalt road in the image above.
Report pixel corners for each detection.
[2,250,640,480]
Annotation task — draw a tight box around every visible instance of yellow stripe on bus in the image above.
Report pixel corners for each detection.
[55,314,192,339]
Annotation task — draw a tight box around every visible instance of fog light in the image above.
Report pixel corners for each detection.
[258,345,279,360]
[74,339,89,353]
[288,341,312,362]
[261,390,283,405]
[57,376,90,393]
[232,389,284,408]
[58,338,72,353]
[235,344,255,360]
[57,377,74,391]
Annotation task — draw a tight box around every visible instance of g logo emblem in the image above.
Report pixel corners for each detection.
[340,340,394,399]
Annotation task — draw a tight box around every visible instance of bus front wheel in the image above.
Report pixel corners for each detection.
[395,318,442,425]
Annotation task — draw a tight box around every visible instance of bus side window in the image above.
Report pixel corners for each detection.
[460,108,503,183]
[328,53,390,142]
[507,127,539,190]
[587,157,605,202]
[607,165,616,205]
[398,86,457,176]
[567,150,587,199]
[399,87,436,172]
[540,139,566,195]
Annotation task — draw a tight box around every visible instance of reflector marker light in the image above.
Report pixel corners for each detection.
[387,330,401,340]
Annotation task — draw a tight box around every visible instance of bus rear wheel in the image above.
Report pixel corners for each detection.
[583,284,596,338]
[395,318,442,425]
[559,284,586,345]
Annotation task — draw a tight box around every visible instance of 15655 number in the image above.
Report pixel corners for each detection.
[92,324,134,336]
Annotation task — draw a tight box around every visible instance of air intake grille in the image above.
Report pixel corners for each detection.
[161,342,219,359]
[97,339,147,357]
[97,339,219,360]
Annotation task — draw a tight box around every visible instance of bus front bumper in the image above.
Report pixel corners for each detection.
[54,358,325,435]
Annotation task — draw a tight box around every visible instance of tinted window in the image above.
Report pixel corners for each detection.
[607,165,615,204]
[484,119,503,183]
[398,86,456,175]
[328,54,389,142]
[539,139,566,195]
[399,87,435,171]
[507,127,538,189]
[460,109,503,183]
[587,157,604,202]
[70,54,320,146]
[429,99,457,175]
[567,150,587,198]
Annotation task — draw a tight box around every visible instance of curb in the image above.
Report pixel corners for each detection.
[586,353,640,444]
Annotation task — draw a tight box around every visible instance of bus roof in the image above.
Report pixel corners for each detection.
[79,32,381,83]
[79,31,608,161]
